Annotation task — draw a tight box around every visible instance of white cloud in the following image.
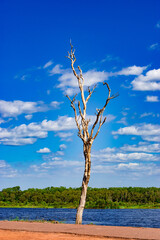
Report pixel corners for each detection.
[0,160,17,177]
[120,142,160,153]
[50,101,63,108]
[47,90,51,95]
[116,65,147,76]
[117,117,127,125]
[0,100,63,118]
[92,162,160,176]
[146,95,159,102]
[149,43,160,50]
[37,147,51,153]
[140,112,154,118]
[112,123,160,142]
[0,100,48,118]
[55,132,73,138]
[59,144,67,150]
[49,64,63,74]
[131,68,160,91]
[58,69,109,89]
[0,116,76,146]
[25,114,33,120]
[50,64,148,95]
[101,55,120,63]
[31,160,83,172]
[92,151,159,162]
[0,118,5,124]
[55,132,73,141]
[0,112,116,146]
[43,60,53,69]
[50,64,109,95]
[117,162,139,170]
[0,137,37,146]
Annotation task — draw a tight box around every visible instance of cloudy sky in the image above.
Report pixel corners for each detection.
[0,0,160,190]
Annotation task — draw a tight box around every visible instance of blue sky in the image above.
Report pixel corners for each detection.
[0,0,160,190]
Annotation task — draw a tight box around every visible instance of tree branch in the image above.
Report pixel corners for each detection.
[86,84,97,103]
[90,81,118,139]
[67,42,87,118]
[66,94,84,141]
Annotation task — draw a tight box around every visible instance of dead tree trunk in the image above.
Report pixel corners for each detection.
[66,42,118,224]
[76,143,91,224]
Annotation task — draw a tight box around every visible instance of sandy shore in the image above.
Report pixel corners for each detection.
[0,221,160,240]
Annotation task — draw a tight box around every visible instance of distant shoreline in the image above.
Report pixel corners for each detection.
[0,205,160,209]
[1,186,160,209]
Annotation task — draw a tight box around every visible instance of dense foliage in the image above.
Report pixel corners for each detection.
[0,186,160,209]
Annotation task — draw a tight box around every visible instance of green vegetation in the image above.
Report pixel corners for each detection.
[9,216,60,223]
[0,186,160,209]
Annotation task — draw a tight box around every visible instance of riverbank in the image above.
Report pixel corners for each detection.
[0,221,160,240]
[0,204,160,209]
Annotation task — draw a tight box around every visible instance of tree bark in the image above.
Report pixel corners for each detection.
[76,144,91,224]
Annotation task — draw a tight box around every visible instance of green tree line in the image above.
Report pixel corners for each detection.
[0,186,160,209]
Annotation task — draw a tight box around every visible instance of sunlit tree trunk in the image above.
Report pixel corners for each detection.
[76,143,91,224]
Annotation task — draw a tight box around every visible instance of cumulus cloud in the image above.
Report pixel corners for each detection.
[0,112,116,146]
[92,162,160,176]
[0,100,63,118]
[0,137,37,146]
[117,162,139,170]
[57,68,109,94]
[120,142,160,153]
[92,151,159,162]
[36,147,51,153]
[49,64,148,95]
[116,65,147,76]
[0,100,47,118]
[145,96,159,102]
[112,123,160,142]
[0,116,76,146]
[131,68,160,91]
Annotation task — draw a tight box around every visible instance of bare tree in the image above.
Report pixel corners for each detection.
[66,43,118,224]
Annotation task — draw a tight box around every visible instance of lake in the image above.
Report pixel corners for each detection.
[0,208,159,228]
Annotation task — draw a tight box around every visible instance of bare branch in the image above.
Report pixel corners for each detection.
[90,81,116,139]
[78,101,84,121]
[66,94,84,141]
[86,84,97,103]
[67,42,87,117]
[93,116,106,140]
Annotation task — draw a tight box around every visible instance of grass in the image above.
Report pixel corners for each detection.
[9,217,60,224]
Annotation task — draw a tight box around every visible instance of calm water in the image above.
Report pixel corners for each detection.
[0,208,160,228]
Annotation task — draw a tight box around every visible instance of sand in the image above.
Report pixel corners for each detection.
[0,221,160,240]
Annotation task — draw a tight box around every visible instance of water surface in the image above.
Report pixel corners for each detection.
[0,208,159,228]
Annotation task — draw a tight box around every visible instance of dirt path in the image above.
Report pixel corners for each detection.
[0,229,123,240]
[0,221,160,240]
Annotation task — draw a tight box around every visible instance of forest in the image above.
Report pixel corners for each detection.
[0,186,160,209]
